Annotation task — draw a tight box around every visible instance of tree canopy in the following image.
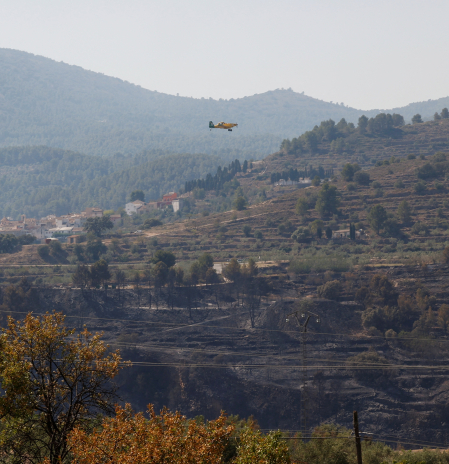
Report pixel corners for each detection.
[0,312,124,464]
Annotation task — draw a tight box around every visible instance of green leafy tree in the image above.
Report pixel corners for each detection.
[151,250,176,268]
[311,175,321,186]
[295,197,309,217]
[234,196,247,211]
[85,238,107,261]
[143,218,162,229]
[434,112,442,121]
[90,259,111,288]
[234,427,291,464]
[358,115,368,132]
[243,225,252,237]
[317,280,341,300]
[340,163,355,182]
[129,190,145,202]
[0,312,124,464]
[84,216,113,237]
[442,108,449,119]
[412,113,423,124]
[325,226,332,239]
[367,204,388,235]
[414,180,427,194]
[392,113,405,126]
[205,268,220,285]
[37,245,50,259]
[49,239,62,255]
[315,183,339,217]
[223,258,241,283]
[354,171,370,186]
[397,200,412,223]
[72,264,91,293]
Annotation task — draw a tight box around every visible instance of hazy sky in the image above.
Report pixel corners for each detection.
[1,0,448,110]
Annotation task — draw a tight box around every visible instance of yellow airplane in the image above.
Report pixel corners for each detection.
[209,121,238,131]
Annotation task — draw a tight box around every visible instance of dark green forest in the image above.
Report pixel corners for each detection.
[0,146,223,218]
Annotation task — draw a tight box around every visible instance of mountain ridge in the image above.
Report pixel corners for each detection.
[3,48,448,160]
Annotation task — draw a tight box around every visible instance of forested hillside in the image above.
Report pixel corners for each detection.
[0,146,222,218]
[0,49,371,159]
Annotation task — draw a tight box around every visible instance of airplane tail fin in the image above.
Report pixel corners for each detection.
[209,121,214,128]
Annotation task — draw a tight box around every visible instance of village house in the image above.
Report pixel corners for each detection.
[162,192,177,202]
[125,200,146,215]
[332,229,362,239]
[83,207,103,218]
[109,214,122,226]
[172,199,184,212]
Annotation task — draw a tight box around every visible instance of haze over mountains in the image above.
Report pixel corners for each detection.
[2,48,449,161]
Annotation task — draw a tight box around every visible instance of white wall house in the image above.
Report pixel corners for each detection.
[172,199,184,212]
[125,200,146,215]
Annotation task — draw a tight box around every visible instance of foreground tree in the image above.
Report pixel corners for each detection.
[234,426,291,464]
[0,312,125,464]
[69,404,234,464]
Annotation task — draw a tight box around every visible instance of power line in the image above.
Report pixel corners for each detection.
[5,309,449,344]
[120,361,449,370]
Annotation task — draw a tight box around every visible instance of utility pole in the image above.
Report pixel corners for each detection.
[286,307,321,435]
[353,410,363,464]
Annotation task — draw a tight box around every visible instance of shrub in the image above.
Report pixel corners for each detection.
[354,171,370,186]
[371,181,381,189]
[254,230,263,240]
[417,163,437,180]
[347,183,356,191]
[37,245,50,259]
[143,218,163,229]
[397,200,412,223]
[291,227,310,242]
[311,176,321,186]
[383,218,401,237]
[242,225,252,237]
[413,181,427,194]
[295,197,309,216]
[412,114,423,124]
[394,179,404,188]
[434,152,447,162]
[346,349,391,382]
[49,240,63,255]
[317,280,341,300]
[234,196,246,211]
[411,222,429,236]
[407,154,416,160]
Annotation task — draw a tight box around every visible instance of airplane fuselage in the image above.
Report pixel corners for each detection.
[209,121,238,131]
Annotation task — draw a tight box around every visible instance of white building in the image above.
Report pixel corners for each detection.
[172,199,184,212]
[125,200,146,215]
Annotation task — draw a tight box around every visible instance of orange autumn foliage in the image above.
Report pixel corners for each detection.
[68,403,234,464]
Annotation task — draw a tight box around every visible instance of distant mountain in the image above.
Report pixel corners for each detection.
[1,48,448,161]
[0,49,369,159]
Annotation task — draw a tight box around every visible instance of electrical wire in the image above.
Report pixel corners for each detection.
[119,361,449,370]
[4,309,449,344]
